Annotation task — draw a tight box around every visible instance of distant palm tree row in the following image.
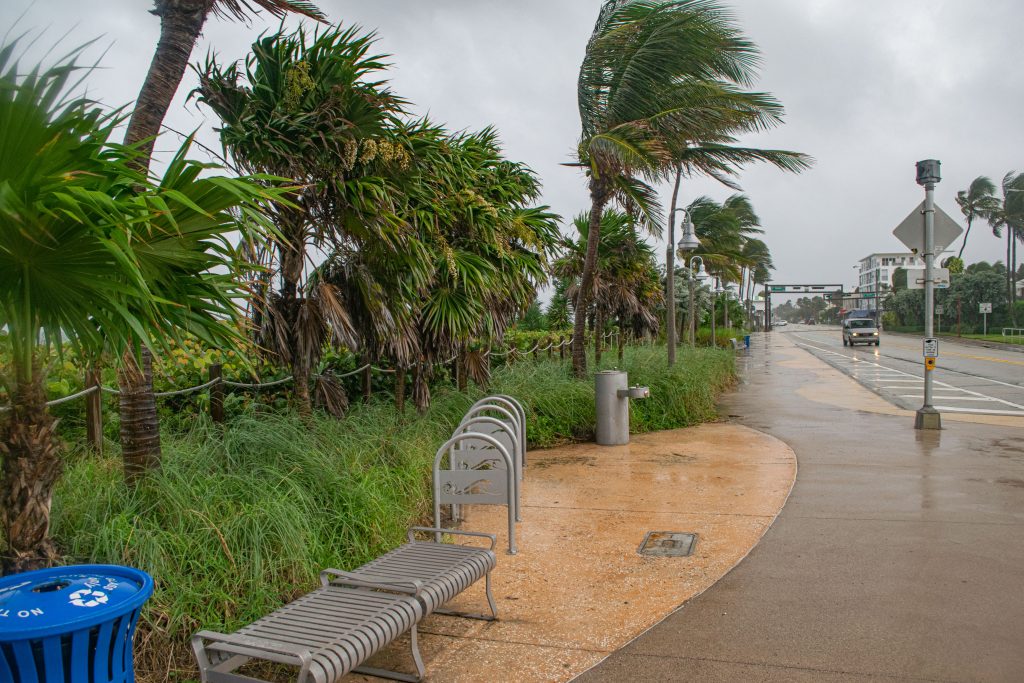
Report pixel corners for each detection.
[956,173,1024,321]
[569,0,810,376]
[551,196,775,348]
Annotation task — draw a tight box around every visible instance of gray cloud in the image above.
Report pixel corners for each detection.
[4,0,1022,294]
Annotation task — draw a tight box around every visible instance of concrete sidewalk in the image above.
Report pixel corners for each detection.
[352,424,796,682]
[576,333,1024,682]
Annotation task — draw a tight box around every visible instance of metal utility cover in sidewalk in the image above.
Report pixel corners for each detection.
[638,531,697,557]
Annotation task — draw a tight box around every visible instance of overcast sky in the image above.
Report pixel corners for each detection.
[5,0,1023,295]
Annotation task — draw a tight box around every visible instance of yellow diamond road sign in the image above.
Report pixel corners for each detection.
[892,202,964,255]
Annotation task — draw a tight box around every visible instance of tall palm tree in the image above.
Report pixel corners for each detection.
[0,44,283,572]
[115,0,324,479]
[955,176,999,260]
[573,0,807,376]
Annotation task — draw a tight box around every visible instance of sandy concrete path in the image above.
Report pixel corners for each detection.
[352,423,796,682]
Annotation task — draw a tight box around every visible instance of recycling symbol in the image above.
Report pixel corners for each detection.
[69,589,108,608]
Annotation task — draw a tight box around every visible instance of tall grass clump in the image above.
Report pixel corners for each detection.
[50,345,732,680]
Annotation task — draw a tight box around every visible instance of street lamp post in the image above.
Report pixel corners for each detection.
[668,210,700,367]
[687,255,709,346]
[915,159,942,430]
[710,277,724,348]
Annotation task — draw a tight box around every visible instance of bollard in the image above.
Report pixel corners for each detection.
[595,370,649,446]
[595,370,629,445]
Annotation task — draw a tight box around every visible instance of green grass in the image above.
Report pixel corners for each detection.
[50,345,733,680]
[957,333,1024,345]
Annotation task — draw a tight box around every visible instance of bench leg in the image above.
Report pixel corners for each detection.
[352,624,426,683]
[432,572,499,622]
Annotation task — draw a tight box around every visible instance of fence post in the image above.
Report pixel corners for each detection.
[209,363,224,423]
[559,336,565,362]
[532,344,538,361]
[547,338,553,360]
[85,367,103,454]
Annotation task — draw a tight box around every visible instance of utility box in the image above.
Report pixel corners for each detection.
[595,370,649,445]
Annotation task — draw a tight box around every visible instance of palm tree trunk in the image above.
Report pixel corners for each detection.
[957,216,973,261]
[1,367,61,574]
[456,345,468,392]
[123,0,208,159]
[572,186,610,377]
[118,348,162,485]
[1008,230,1013,315]
[116,2,209,482]
[395,365,406,414]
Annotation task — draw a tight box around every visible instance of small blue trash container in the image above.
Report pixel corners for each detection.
[0,564,153,682]
[743,335,751,349]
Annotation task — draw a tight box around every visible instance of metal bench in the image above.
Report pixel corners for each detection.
[192,572,425,683]
[348,527,498,621]
[192,528,497,683]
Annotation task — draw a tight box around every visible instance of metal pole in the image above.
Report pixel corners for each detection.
[710,278,717,348]
[915,160,941,430]
[688,274,695,347]
[666,244,676,365]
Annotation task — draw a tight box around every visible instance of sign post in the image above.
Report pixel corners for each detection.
[912,160,943,430]
[935,304,943,333]
[980,303,992,335]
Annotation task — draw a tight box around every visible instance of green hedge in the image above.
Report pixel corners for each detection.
[50,345,733,680]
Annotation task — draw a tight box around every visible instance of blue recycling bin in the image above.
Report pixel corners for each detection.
[0,564,153,682]
[743,335,751,349]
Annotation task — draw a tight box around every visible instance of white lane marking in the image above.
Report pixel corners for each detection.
[898,396,997,401]
[792,335,1024,415]
[796,333,1024,390]
[933,406,1024,415]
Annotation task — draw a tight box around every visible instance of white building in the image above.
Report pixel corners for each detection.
[857,252,925,299]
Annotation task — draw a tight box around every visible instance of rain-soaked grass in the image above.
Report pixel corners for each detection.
[50,345,733,681]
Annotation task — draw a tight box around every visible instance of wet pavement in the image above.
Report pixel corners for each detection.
[575,332,1024,683]
[350,424,797,682]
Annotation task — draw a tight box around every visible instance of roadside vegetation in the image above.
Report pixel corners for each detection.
[50,346,733,679]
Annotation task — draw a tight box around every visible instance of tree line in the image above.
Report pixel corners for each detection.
[1,0,805,574]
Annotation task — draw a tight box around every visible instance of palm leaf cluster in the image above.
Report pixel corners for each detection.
[555,211,663,349]
[0,40,285,572]
[195,25,560,414]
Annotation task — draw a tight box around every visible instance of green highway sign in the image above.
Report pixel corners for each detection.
[770,286,785,292]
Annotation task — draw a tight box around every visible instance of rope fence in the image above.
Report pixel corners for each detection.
[0,344,568,412]
[0,333,621,440]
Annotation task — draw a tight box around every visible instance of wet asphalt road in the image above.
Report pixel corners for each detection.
[784,325,1024,416]
[575,332,1024,682]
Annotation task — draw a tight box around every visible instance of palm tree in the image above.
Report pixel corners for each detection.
[126,0,325,161]
[0,44,283,572]
[987,172,1024,322]
[738,238,772,326]
[556,211,663,359]
[197,25,414,416]
[955,176,999,260]
[114,0,324,480]
[573,0,808,376]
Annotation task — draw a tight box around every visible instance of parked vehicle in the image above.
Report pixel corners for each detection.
[842,318,880,346]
